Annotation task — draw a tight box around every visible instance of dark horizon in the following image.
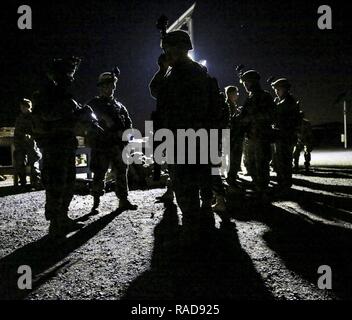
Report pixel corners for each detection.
[1,0,351,131]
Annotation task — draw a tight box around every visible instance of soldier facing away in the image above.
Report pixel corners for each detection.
[32,57,102,236]
[13,98,41,189]
[88,70,138,212]
[150,30,223,233]
[271,78,301,191]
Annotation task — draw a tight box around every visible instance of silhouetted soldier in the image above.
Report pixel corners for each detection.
[150,30,222,233]
[211,89,230,213]
[32,57,101,236]
[240,70,275,200]
[13,98,41,189]
[88,71,138,211]
[226,85,245,186]
[271,78,301,191]
[293,112,314,173]
[152,53,175,204]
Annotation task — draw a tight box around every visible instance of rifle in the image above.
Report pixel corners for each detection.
[156,14,168,40]
[235,64,245,79]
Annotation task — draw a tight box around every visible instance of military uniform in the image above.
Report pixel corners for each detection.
[13,112,41,187]
[240,71,275,194]
[32,78,80,227]
[272,90,301,188]
[293,118,313,171]
[150,31,221,226]
[88,95,133,205]
[228,100,245,185]
[32,57,99,235]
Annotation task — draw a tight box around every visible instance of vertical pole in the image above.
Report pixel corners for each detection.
[188,18,195,60]
[344,100,348,149]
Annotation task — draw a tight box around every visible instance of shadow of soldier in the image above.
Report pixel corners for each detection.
[0,209,124,300]
[226,176,352,300]
[291,177,352,195]
[289,187,352,223]
[0,185,40,197]
[123,203,273,300]
[302,167,352,179]
[257,202,352,300]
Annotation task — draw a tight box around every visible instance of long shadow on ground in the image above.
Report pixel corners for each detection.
[0,209,123,300]
[123,203,273,300]
[262,204,352,300]
[292,177,352,195]
[229,184,352,300]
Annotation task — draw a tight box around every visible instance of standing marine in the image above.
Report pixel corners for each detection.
[13,98,41,189]
[239,70,276,200]
[149,30,223,232]
[225,85,245,186]
[271,78,301,191]
[88,69,138,212]
[32,57,102,236]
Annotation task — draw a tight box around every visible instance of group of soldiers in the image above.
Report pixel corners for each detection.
[12,29,313,238]
[149,30,313,223]
[14,57,137,237]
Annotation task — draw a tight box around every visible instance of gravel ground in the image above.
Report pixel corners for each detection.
[0,166,352,300]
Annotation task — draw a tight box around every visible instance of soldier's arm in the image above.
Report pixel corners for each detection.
[266,93,277,124]
[120,104,133,129]
[149,70,167,100]
[14,116,24,140]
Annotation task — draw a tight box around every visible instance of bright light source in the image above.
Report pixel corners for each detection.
[199,60,207,67]
[188,51,195,60]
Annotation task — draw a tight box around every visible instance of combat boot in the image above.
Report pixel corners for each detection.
[119,198,138,210]
[49,216,84,237]
[305,163,310,173]
[92,195,100,211]
[19,174,27,188]
[212,193,227,213]
[156,188,175,203]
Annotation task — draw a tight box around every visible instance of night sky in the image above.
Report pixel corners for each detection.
[1,0,351,131]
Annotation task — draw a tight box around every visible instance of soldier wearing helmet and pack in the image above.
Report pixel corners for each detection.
[87,68,138,212]
[32,57,102,237]
[239,70,276,200]
[150,30,224,233]
[271,78,301,191]
[13,98,42,189]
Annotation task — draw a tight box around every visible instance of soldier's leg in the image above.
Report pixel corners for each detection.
[246,139,257,186]
[304,145,312,171]
[228,139,243,186]
[112,149,128,200]
[26,143,42,187]
[13,148,27,186]
[199,164,213,208]
[211,172,228,217]
[171,164,201,226]
[90,150,110,209]
[42,150,85,235]
[275,141,294,188]
[61,150,77,215]
[243,138,252,175]
[41,151,65,221]
[293,143,303,169]
[253,140,271,193]
[112,148,137,209]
